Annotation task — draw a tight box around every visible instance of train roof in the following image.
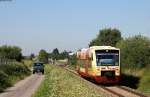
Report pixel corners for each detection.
[77,46,120,53]
[89,46,120,50]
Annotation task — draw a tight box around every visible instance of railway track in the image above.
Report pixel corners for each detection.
[102,86,147,97]
[57,64,149,97]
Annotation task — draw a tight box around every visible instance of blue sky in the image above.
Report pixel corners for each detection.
[0,0,150,55]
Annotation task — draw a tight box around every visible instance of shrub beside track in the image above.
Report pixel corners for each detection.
[0,63,31,92]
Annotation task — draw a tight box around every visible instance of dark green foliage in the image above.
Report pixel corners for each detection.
[59,50,69,59]
[49,49,69,60]
[30,53,35,60]
[0,71,9,92]
[52,48,59,55]
[89,28,122,47]
[49,53,60,60]
[117,35,150,68]
[48,48,60,60]
[121,74,140,89]
[0,45,22,62]
[38,50,48,64]
[68,54,77,65]
[138,67,150,93]
[0,63,31,92]
[0,63,30,76]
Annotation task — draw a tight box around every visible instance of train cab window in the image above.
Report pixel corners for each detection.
[96,50,119,66]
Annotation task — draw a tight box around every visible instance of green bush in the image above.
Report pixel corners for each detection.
[0,63,31,92]
[68,54,77,65]
[138,67,150,94]
[117,35,150,68]
[0,45,22,62]
[116,35,150,94]
[0,71,9,92]
[38,49,48,64]
[0,63,30,76]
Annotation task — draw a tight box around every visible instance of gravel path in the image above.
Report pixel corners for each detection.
[0,74,44,97]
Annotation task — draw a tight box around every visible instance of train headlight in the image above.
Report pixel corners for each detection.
[97,68,100,71]
[116,70,120,75]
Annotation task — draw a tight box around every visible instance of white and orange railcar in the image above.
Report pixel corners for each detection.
[76,46,120,84]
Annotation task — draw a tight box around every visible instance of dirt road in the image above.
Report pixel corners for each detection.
[0,74,44,97]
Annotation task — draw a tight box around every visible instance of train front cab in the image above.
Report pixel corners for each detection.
[92,47,121,84]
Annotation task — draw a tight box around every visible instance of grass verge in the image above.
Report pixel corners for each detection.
[33,65,103,97]
[137,68,150,94]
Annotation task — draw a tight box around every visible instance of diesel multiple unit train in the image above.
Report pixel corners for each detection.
[76,46,120,84]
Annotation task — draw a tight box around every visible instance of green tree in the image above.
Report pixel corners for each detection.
[38,49,48,64]
[68,54,77,65]
[116,35,150,68]
[0,45,22,62]
[89,28,122,47]
[48,49,70,60]
[50,48,60,60]
[30,53,35,60]
[60,50,69,59]
[52,48,59,55]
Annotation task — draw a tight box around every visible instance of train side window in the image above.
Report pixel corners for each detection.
[80,60,85,68]
[88,60,92,68]
[91,53,93,60]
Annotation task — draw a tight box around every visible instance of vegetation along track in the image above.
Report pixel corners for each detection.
[56,64,149,97]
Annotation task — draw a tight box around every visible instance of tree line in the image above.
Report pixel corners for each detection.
[89,28,150,68]
[38,48,70,64]
[0,45,22,64]
[37,28,150,68]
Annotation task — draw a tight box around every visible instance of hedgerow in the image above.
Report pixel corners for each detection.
[0,63,31,92]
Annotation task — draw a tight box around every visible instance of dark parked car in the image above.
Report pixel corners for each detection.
[33,61,44,74]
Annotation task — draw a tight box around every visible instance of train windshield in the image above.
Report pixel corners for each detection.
[96,50,119,66]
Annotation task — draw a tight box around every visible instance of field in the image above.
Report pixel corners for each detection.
[33,64,105,97]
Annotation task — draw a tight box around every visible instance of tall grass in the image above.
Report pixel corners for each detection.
[138,67,150,94]
[33,65,103,97]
